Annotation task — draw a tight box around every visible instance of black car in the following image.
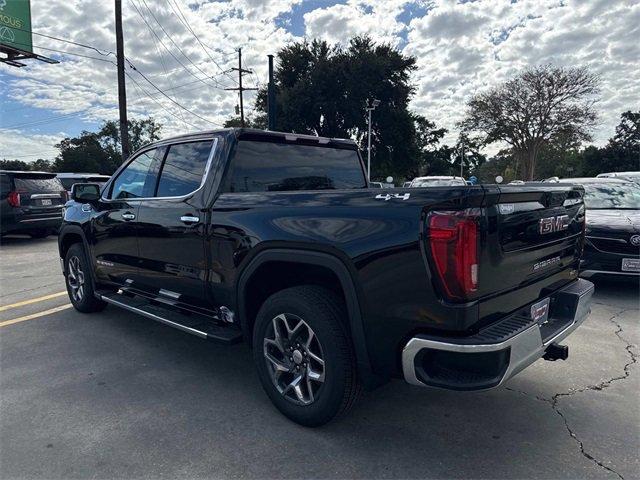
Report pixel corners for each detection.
[560,178,640,278]
[58,129,593,426]
[1,170,66,238]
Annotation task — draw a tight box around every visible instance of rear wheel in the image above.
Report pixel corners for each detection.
[65,243,106,313]
[253,286,361,426]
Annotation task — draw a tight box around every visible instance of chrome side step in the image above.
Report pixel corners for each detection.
[99,292,242,344]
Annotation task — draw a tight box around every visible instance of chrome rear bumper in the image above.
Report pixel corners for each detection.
[402,278,594,391]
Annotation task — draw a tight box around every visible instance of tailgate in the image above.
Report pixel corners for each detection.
[476,183,585,320]
[14,175,66,210]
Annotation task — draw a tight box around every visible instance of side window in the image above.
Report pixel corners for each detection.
[109,149,157,199]
[156,141,213,197]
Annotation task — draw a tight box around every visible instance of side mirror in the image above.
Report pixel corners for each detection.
[71,183,101,203]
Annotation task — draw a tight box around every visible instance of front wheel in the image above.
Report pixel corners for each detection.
[65,243,106,313]
[253,286,361,427]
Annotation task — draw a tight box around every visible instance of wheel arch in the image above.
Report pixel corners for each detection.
[237,248,381,388]
[58,225,91,274]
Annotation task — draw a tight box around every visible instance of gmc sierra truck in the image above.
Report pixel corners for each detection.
[58,129,594,426]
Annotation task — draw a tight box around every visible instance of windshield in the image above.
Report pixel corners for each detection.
[584,183,640,209]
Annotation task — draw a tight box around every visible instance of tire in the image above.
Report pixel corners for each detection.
[64,243,107,313]
[29,229,49,238]
[252,285,361,427]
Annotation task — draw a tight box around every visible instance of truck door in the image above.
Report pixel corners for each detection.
[135,139,217,310]
[92,147,161,287]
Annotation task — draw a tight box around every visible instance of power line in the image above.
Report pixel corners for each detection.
[5,41,118,63]
[8,26,116,57]
[0,111,85,130]
[137,0,233,89]
[166,0,238,85]
[125,59,222,127]
[129,0,230,92]
[126,72,200,130]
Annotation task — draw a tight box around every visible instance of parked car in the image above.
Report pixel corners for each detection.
[58,129,593,426]
[597,171,640,183]
[57,173,111,195]
[1,170,65,238]
[402,181,412,188]
[409,176,467,187]
[559,177,640,278]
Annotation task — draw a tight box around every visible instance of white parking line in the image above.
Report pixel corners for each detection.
[0,304,72,328]
[0,291,68,312]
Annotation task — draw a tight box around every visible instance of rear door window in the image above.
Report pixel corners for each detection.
[224,140,366,193]
[109,149,158,199]
[14,177,64,192]
[155,141,213,197]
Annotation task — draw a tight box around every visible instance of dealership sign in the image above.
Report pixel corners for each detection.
[0,0,32,53]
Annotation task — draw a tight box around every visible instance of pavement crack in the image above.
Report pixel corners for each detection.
[506,308,637,479]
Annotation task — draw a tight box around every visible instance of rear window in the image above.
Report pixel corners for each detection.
[224,141,366,193]
[584,183,640,209]
[156,141,212,197]
[14,177,63,192]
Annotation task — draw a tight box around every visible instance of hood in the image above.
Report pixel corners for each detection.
[586,209,640,236]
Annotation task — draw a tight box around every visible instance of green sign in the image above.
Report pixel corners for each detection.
[0,0,32,53]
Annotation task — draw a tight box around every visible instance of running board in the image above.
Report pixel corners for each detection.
[99,292,242,344]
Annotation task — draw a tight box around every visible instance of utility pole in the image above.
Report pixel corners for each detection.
[366,99,380,181]
[460,140,465,178]
[114,0,130,160]
[225,48,257,127]
[267,54,276,130]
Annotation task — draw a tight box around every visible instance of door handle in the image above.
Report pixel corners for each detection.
[180,215,200,224]
[121,212,136,221]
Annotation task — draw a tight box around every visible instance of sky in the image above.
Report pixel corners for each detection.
[0,0,638,162]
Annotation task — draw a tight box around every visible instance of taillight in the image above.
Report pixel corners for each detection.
[427,209,480,301]
[7,191,20,207]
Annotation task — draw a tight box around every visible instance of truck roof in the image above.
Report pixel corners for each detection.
[145,128,358,150]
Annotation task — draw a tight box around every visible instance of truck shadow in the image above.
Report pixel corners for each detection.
[91,306,621,479]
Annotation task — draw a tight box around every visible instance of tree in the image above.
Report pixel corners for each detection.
[247,36,444,180]
[0,159,31,170]
[460,65,600,180]
[53,118,162,174]
[0,158,52,171]
[581,111,639,176]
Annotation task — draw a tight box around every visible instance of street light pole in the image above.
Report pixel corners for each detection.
[366,99,380,182]
[460,140,464,178]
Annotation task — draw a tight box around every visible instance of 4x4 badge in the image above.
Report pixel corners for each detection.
[375,193,410,201]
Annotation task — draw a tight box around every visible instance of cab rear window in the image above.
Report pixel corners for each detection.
[14,177,64,192]
[224,141,366,193]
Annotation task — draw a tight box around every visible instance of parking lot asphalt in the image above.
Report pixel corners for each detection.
[0,236,638,479]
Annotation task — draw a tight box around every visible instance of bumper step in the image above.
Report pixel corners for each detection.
[98,292,242,344]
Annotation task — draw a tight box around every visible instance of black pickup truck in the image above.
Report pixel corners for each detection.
[58,129,594,426]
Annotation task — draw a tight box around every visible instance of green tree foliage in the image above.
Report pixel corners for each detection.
[250,36,446,180]
[53,118,162,175]
[460,65,600,180]
[0,158,52,171]
[582,111,639,175]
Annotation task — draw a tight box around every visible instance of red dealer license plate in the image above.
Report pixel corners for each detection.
[531,298,550,326]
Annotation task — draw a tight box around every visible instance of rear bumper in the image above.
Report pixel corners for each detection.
[1,210,63,234]
[402,278,594,391]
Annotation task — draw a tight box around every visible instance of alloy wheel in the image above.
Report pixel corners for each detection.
[263,313,325,405]
[67,256,85,302]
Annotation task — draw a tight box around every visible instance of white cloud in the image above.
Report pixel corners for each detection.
[0,130,64,161]
[1,0,638,161]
